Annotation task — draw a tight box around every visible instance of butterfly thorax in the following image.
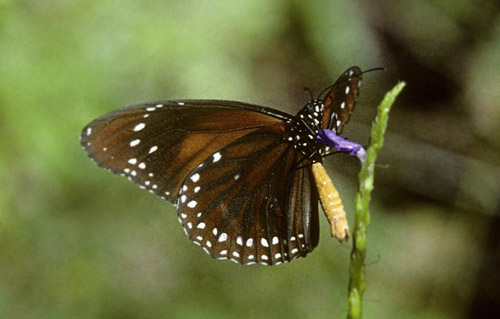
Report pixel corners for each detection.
[284,100,325,157]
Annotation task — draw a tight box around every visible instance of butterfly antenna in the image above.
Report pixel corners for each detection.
[362,67,385,74]
[316,67,386,100]
[304,87,314,101]
[317,83,337,101]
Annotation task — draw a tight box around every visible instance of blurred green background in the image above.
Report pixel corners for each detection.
[2,0,500,318]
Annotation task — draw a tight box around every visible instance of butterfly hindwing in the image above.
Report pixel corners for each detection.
[176,129,319,265]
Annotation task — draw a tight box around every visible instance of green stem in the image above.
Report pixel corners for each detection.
[347,82,406,319]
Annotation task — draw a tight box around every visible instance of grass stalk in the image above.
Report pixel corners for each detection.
[347,82,406,319]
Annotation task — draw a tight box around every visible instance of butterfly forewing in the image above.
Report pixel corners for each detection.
[80,100,289,203]
[321,66,363,134]
[176,129,319,265]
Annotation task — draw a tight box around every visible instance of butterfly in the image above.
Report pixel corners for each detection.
[80,66,366,266]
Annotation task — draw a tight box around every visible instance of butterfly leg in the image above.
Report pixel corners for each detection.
[291,150,320,171]
[311,162,349,242]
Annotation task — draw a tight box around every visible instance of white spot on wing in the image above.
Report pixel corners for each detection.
[130,139,140,147]
[246,238,253,247]
[197,222,206,229]
[187,200,197,208]
[86,127,92,136]
[128,158,137,165]
[133,123,146,131]
[272,236,279,245]
[218,233,228,242]
[148,146,158,154]
[213,152,222,162]
[190,173,200,183]
[261,238,269,247]
[138,162,146,169]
